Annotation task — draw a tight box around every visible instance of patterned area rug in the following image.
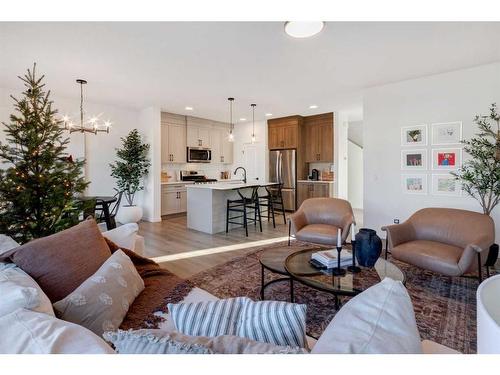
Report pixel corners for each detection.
[188,240,494,354]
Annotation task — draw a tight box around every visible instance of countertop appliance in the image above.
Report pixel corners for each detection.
[180,170,217,184]
[310,169,320,181]
[187,147,211,163]
[269,149,297,211]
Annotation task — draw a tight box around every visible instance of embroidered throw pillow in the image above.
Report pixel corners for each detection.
[237,299,308,348]
[0,267,54,317]
[167,297,248,337]
[53,249,144,337]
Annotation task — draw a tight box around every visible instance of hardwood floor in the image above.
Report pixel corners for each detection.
[138,209,364,279]
[139,214,289,278]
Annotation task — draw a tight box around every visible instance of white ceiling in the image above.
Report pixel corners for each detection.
[1,22,499,123]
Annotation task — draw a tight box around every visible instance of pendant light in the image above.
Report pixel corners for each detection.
[228,97,234,142]
[251,104,256,143]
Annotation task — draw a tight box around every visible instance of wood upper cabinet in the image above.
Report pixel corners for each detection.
[268,116,301,149]
[304,113,334,162]
[161,113,187,164]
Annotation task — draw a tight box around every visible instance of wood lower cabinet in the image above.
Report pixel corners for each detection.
[297,182,332,208]
[268,116,301,149]
[161,185,188,215]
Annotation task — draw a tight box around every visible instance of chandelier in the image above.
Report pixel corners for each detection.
[62,79,110,134]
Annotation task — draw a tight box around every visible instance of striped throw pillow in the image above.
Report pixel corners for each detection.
[168,297,248,337]
[237,300,307,348]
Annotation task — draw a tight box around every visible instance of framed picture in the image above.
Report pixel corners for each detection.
[431,173,462,196]
[401,149,427,170]
[402,174,427,195]
[401,124,427,146]
[431,122,462,145]
[432,148,462,170]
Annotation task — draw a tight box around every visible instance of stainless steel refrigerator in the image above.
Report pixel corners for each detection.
[269,149,296,211]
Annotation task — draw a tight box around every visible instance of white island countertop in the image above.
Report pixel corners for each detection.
[186,181,279,190]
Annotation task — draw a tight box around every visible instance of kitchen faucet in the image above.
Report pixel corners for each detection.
[234,167,247,184]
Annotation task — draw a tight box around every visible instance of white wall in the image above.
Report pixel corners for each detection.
[335,112,349,199]
[0,86,158,221]
[348,140,363,209]
[364,62,500,241]
[232,120,268,182]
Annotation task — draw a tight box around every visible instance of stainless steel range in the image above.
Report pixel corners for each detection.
[180,170,217,184]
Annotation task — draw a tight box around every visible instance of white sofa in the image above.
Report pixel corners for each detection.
[0,226,458,354]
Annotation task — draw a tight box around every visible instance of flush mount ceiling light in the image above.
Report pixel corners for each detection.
[239,118,246,121]
[265,113,273,117]
[309,104,318,109]
[284,21,324,38]
[185,106,193,111]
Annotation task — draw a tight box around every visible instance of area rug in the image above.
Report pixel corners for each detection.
[188,240,494,354]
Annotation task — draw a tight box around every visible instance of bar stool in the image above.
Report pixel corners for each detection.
[258,183,286,228]
[226,186,262,237]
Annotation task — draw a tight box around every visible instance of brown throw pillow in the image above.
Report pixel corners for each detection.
[4,219,112,302]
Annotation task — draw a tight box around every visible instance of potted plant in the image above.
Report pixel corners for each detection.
[452,103,500,265]
[110,129,151,224]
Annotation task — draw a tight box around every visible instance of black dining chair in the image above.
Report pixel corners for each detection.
[95,190,123,230]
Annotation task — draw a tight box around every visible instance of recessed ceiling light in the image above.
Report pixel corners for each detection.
[284,21,324,38]
[309,105,318,109]
[265,113,273,117]
[239,118,246,121]
[185,106,193,111]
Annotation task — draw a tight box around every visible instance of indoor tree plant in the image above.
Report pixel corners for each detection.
[0,65,88,243]
[110,129,150,224]
[452,103,500,262]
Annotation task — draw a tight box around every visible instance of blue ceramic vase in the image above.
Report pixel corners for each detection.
[355,228,382,267]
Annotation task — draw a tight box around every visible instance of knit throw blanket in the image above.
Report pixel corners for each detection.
[104,238,193,330]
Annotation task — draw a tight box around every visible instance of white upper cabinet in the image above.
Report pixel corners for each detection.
[187,116,212,148]
[211,123,233,164]
[161,112,186,164]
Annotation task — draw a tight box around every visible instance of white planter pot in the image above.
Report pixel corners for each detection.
[117,205,143,224]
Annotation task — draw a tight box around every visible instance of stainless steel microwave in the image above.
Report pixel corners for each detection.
[187,147,212,163]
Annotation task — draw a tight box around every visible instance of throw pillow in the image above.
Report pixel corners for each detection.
[0,234,19,257]
[167,297,248,337]
[0,308,114,354]
[0,267,54,317]
[53,249,145,337]
[311,278,422,354]
[103,329,309,354]
[102,223,138,252]
[237,299,308,348]
[2,219,112,302]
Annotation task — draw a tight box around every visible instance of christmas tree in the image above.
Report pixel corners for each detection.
[0,65,89,243]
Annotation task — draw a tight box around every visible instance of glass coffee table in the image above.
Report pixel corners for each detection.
[259,245,405,310]
[284,247,405,309]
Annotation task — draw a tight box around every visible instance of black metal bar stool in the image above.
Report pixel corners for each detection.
[258,186,277,228]
[226,186,262,237]
[267,183,287,225]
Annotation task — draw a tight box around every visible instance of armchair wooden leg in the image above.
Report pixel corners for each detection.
[385,236,389,260]
[288,220,291,246]
[477,253,482,283]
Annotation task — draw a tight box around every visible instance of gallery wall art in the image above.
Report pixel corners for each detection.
[401,124,427,146]
[400,122,463,196]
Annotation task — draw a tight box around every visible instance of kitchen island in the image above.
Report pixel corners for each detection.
[186,181,278,234]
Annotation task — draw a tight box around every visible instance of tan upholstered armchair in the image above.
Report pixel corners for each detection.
[382,208,495,281]
[289,198,355,247]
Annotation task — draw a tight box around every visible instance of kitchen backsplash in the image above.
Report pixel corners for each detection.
[162,163,233,181]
